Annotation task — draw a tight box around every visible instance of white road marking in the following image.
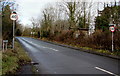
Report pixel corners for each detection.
[52,49,59,51]
[49,48,59,51]
[22,38,59,52]
[49,48,53,50]
[42,46,47,48]
[95,67,118,76]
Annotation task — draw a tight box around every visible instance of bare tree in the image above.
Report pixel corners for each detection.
[1,0,15,12]
[38,1,96,37]
[58,1,83,28]
[30,17,40,37]
[58,1,95,29]
[41,7,54,31]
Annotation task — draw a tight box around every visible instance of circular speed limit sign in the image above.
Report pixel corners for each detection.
[110,26,115,32]
[10,13,18,21]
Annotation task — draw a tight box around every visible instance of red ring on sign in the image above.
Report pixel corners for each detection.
[10,13,18,21]
[110,26,115,32]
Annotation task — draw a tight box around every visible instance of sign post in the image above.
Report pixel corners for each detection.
[112,32,114,52]
[10,12,18,50]
[3,40,8,51]
[109,26,115,52]
[13,20,15,49]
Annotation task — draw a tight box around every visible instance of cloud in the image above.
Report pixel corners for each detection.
[16,0,120,27]
[16,0,49,26]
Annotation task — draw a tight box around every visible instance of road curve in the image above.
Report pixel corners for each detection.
[16,37,119,75]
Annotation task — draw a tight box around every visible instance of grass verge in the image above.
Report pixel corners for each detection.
[2,41,31,75]
[0,51,2,75]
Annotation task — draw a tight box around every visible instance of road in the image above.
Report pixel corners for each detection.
[16,37,119,75]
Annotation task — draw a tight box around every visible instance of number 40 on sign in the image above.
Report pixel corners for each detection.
[10,13,18,21]
[109,26,115,32]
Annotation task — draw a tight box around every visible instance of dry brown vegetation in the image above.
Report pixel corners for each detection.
[45,30,120,53]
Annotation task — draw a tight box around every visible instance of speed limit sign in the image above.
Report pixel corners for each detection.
[109,26,115,32]
[10,13,18,21]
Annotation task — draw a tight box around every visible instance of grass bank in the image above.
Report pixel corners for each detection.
[2,41,31,75]
[0,51,2,75]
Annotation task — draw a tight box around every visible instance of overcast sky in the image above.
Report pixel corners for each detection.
[16,0,119,27]
[16,0,60,27]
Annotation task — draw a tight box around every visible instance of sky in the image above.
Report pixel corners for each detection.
[16,0,119,27]
[16,0,60,27]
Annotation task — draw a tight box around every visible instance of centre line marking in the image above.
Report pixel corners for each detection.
[53,49,59,51]
[49,48,59,51]
[22,38,59,52]
[95,67,118,76]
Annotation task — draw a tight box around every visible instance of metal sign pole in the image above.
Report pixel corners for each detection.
[10,12,18,50]
[13,20,15,50]
[112,32,114,52]
[109,26,115,52]
[6,42,7,50]
[3,42,4,52]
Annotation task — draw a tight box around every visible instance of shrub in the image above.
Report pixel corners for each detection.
[44,29,120,52]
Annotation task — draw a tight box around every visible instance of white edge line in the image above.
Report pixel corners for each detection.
[95,67,118,76]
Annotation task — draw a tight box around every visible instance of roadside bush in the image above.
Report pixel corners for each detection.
[54,30,74,42]
[42,31,50,38]
[44,29,120,52]
[76,30,120,52]
[90,30,111,50]
[73,31,86,46]
[114,31,120,51]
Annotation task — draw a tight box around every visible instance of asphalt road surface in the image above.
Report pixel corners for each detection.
[16,37,119,75]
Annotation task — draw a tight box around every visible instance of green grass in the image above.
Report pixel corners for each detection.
[0,51,2,75]
[2,41,31,75]
[80,47,120,56]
